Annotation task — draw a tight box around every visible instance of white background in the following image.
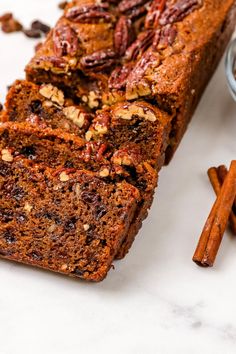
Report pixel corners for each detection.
[0,1,236,353]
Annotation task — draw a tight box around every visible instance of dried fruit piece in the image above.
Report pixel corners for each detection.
[53,24,80,57]
[1,17,23,33]
[0,13,13,22]
[65,4,114,24]
[31,20,51,34]
[58,1,68,10]
[23,29,42,38]
[160,0,202,25]
[80,49,116,72]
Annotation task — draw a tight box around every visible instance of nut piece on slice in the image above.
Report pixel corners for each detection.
[63,106,85,128]
[59,171,70,182]
[39,84,65,106]
[1,148,13,162]
[113,102,157,122]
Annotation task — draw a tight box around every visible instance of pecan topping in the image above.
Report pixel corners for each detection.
[118,0,149,14]
[36,55,68,69]
[80,49,116,72]
[153,24,177,50]
[145,0,166,28]
[125,51,157,99]
[160,0,202,25]
[65,4,114,24]
[125,30,154,61]
[114,16,135,56]
[109,63,133,90]
[53,25,80,57]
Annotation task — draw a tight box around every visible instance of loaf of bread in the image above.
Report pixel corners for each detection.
[0,0,235,280]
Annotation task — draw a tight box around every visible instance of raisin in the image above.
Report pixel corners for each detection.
[73,268,85,277]
[31,251,43,261]
[0,209,13,223]
[94,204,107,220]
[81,191,100,204]
[0,162,11,177]
[3,230,16,244]
[30,100,42,114]
[23,29,42,38]
[64,217,77,232]
[31,20,51,34]
[16,213,27,224]
[19,146,36,160]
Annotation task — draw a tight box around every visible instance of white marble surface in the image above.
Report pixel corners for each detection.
[0,1,236,353]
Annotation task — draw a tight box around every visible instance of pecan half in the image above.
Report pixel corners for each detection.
[153,24,177,50]
[125,30,154,61]
[36,55,68,69]
[118,0,149,13]
[53,25,80,57]
[65,4,114,24]
[160,0,202,25]
[80,49,116,72]
[145,0,166,28]
[114,16,135,56]
[109,63,133,90]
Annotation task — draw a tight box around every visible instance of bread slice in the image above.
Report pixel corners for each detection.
[0,156,140,281]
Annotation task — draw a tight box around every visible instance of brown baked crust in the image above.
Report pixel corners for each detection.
[0,156,140,281]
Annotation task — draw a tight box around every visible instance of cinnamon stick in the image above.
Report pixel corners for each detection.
[193,160,236,267]
[207,166,236,234]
